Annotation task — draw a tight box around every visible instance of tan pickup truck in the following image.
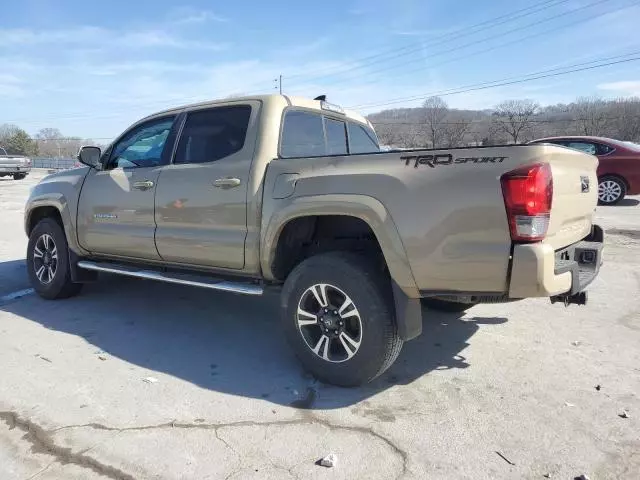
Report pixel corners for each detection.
[24,94,604,386]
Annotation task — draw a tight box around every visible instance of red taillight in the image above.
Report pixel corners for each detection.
[501,163,553,242]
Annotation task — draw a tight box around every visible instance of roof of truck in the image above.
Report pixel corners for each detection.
[146,94,371,127]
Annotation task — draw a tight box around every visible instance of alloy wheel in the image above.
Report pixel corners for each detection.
[33,233,58,285]
[296,283,363,363]
[598,179,622,204]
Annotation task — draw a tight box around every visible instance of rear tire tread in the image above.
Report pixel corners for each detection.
[282,251,402,386]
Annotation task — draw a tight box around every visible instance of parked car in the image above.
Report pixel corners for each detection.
[529,136,640,205]
[24,94,603,386]
[0,147,31,180]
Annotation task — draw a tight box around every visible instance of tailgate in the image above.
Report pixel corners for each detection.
[543,145,599,250]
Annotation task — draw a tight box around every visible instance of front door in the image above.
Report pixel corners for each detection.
[154,103,257,269]
[77,116,177,260]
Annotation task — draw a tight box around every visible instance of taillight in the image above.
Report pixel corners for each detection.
[501,163,553,242]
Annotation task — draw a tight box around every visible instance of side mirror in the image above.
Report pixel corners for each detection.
[77,146,102,169]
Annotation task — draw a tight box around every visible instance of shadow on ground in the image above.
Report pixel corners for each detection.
[0,261,506,409]
[607,198,640,207]
[0,259,29,297]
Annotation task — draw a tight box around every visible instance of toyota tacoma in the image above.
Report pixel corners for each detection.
[24,94,604,386]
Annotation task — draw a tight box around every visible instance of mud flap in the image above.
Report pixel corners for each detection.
[391,281,422,341]
[69,249,98,283]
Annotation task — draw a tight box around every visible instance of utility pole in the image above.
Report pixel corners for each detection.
[274,75,282,94]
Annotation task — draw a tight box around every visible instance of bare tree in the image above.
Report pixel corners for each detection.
[609,97,640,141]
[442,117,472,147]
[492,99,539,144]
[422,96,448,148]
[571,96,611,136]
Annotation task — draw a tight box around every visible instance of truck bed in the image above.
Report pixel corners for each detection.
[263,144,599,296]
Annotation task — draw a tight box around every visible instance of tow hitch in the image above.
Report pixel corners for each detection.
[550,291,587,306]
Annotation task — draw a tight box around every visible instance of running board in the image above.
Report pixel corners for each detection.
[76,261,263,296]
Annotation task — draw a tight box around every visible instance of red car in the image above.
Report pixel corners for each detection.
[529,136,640,205]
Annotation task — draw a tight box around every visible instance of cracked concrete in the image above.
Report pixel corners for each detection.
[1,173,640,479]
[1,409,405,479]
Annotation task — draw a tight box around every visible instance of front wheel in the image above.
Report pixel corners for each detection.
[598,176,626,205]
[281,252,402,387]
[27,218,83,299]
[13,173,26,180]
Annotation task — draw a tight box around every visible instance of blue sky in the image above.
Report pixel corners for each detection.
[1,0,640,140]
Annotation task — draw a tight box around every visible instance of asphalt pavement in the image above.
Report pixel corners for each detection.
[1,171,639,479]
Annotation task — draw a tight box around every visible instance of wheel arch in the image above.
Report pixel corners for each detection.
[599,173,629,190]
[262,194,423,340]
[25,196,86,255]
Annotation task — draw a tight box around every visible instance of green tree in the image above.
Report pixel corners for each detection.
[0,124,38,155]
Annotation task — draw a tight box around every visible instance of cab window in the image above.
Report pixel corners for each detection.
[174,105,251,164]
[348,122,380,154]
[108,117,175,169]
[280,111,326,158]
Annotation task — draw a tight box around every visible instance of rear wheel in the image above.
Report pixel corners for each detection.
[281,252,402,387]
[13,173,26,180]
[27,218,83,299]
[598,176,626,205]
[422,298,476,313]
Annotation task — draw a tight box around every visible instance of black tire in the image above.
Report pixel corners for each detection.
[598,175,626,205]
[421,298,475,313]
[281,252,403,387]
[27,218,83,300]
[13,173,26,180]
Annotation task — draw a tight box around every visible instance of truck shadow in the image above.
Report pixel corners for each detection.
[0,268,507,409]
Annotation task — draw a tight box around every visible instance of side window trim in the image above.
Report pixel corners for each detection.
[106,114,178,169]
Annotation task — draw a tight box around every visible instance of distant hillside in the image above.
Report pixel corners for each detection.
[366,96,640,148]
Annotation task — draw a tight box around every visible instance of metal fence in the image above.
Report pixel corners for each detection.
[31,157,77,170]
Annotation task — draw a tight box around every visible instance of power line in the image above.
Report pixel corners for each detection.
[283,0,571,84]
[347,53,640,110]
[0,0,575,125]
[315,1,639,94]
[286,0,616,93]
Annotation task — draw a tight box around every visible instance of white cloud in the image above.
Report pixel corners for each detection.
[0,26,228,50]
[169,7,228,24]
[598,80,640,97]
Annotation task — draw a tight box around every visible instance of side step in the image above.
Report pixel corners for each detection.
[76,261,263,296]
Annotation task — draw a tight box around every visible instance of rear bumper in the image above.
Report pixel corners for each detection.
[0,166,31,175]
[508,225,604,298]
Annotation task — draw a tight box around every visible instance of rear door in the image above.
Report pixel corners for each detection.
[77,116,177,259]
[154,102,258,269]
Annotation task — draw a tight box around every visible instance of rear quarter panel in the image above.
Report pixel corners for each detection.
[263,145,589,295]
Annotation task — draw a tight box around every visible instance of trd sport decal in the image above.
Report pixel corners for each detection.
[401,154,508,168]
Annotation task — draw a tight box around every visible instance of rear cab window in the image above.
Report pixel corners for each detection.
[279,109,379,158]
[348,123,379,154]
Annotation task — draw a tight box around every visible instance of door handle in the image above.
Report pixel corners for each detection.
[133,180,154,190]
[213,177,241,189]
